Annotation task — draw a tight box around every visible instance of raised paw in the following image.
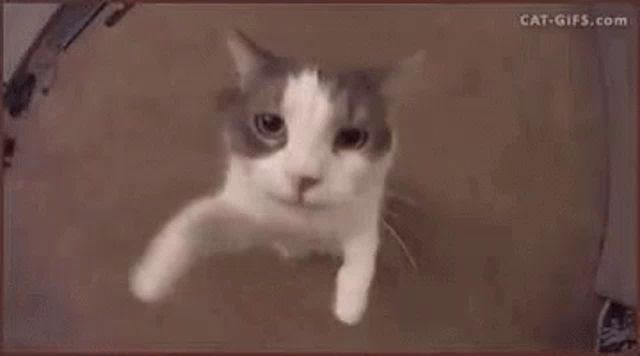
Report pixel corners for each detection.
[333,287,367,326]
[129,263,172,303]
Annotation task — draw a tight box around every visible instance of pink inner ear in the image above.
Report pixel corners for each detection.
[382,51,426,97]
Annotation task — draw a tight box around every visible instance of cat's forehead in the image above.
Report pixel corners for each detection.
[246,61,382,122]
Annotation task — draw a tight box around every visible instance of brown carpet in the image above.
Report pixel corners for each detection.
[3,4,615,352]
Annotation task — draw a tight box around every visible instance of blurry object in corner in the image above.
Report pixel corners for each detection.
[596,299,637,353]
[104,2,135,28]
[54,1,108,51]
[2,136,17,169]
[3,73,36,118]
[3,1,107,118]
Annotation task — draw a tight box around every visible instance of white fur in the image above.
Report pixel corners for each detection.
[130,70,394,326]
[130,197,217,303]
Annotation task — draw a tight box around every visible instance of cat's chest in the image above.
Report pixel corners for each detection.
[221,180,374,241]
[268,205,346,237]
[264,209,345,256]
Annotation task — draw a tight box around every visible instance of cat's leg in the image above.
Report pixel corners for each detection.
[130,195,251,303]
[333,224,380,325]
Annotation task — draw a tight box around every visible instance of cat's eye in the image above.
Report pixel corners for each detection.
[253,113,286,140]
[335,127,368,150]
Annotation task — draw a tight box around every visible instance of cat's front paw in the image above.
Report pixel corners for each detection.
[129,264,171,303]
[333,289,367,326]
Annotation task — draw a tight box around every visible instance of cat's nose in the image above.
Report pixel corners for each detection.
[296,176,321,195]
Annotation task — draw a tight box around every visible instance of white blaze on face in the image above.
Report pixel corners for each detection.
[279,69,335,181]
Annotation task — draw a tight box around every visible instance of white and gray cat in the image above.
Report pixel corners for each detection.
[129,30,424,325]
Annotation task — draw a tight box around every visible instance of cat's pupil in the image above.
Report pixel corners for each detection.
[262,115,282,132]
[254,113,285,138]
[336,128,368,150]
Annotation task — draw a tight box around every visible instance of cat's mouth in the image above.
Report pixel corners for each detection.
[268,192,329,211]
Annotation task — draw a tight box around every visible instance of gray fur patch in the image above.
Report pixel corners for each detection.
[218,58,302,158]
[329,69,393,159]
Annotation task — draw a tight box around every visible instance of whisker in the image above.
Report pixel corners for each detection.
[385,189,419,209]
[382,207,400,219]
[382,217,418,271]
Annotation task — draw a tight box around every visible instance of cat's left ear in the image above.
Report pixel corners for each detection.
[225,29,275,88]
[375,50,426,100]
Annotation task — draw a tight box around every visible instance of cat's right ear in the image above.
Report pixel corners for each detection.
[225,30,274,89]
[377,50,426,100]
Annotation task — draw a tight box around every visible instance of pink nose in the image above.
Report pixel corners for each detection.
[296,176,320,195]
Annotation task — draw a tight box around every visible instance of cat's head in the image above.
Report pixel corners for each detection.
[218,30,424,209]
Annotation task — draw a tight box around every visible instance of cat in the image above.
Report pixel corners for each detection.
[129,30,424,326]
